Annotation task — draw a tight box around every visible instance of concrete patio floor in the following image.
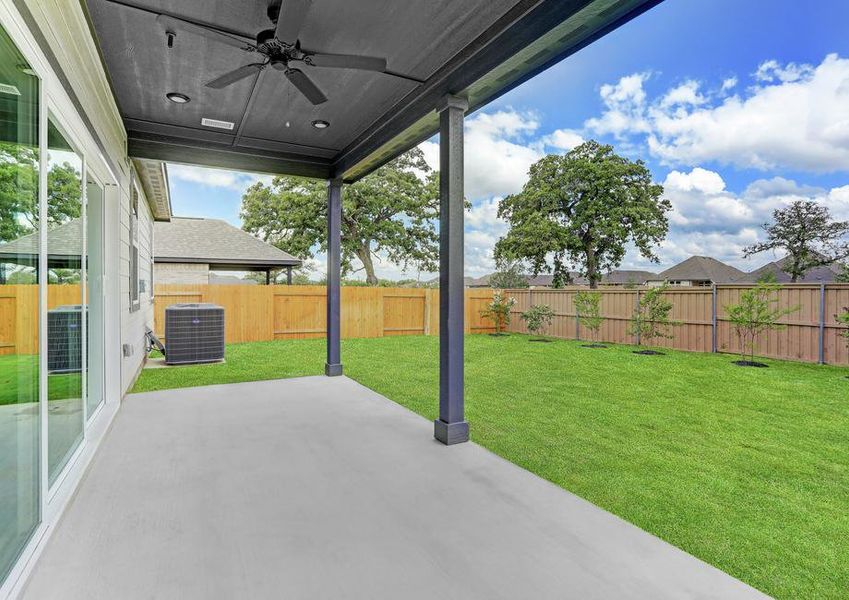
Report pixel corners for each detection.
[22,376,766,599]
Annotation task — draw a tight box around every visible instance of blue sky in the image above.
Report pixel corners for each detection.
[168,0,849,279]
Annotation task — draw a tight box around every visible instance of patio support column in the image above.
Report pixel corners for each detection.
[287,266,293,285]
[434,94,469,445]
[325,177,343,376]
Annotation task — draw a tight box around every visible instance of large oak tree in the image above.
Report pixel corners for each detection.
[240,149,439,285]
[495,140,670,288]
[743,200,849,282]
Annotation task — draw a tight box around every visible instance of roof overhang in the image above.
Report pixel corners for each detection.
[132,158,172,220]
[155,256,301,269]
[84,0,662,182]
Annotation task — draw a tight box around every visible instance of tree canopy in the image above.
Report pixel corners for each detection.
[744,200,849,283]
[495,140,669,289]
[240,148,439,285]
[0,142,81,243]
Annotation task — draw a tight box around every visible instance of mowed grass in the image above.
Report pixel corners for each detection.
[132,335,849,598]
[0,354,81,405]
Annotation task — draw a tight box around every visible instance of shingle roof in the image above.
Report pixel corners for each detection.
[154,218,301,268]
[652,256,744,283]
[0,219,83,267]
[735,255,845,283]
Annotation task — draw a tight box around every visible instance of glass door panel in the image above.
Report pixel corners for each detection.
[0,23,41,584]
[85,178,103,418]
[46,116,84,486]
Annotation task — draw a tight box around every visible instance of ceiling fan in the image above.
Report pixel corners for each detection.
[156,0,423,106]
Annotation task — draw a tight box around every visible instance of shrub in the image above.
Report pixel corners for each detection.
[521,304,554,339]
[574,290,603,343]
[725,281,799,365]
[628,284,676,349]
[480,292,516,335]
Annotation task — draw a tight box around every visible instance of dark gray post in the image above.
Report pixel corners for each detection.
[287,266,293,285]
[325,178,343,376]
[711,285,718,353]
[434,95,469,445]
[819,282,826,364]
[0,263,5,284]
[266,270,271,285]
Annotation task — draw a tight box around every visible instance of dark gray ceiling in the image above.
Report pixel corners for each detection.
[83,0,662,181]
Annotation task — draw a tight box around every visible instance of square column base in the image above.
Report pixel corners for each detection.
[325,363,343,377]
[434,419,469,445]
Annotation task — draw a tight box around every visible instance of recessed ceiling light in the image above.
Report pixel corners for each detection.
[311,119,330,129]
[166,92,191,104]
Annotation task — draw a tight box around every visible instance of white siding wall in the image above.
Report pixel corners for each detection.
[21,0,156,396]
[119,180,155,393]
[154,263,210,285]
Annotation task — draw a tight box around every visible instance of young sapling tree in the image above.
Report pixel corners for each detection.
[521,304,554,341]
[725,281,799,367]
[629,284,676,355]
[480,292,516,336]
[574,290,605,347]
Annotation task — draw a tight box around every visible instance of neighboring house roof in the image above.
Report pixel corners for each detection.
[154,217,301,270]
[0,219,83,268]
[601,270,656,285]
[735,255,845,283]
[651,256,744,283]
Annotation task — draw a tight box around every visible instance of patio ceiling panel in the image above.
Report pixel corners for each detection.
[82,0,662,181]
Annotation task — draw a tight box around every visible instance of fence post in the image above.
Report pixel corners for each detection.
[634,289,641,346]
[819,283,826,364]
[575,291,580,341]
[711,285,717,353]
[527,287,533,334]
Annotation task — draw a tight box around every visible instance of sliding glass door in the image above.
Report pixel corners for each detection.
[0,24,40,584]
[45,116,84,486]
[85,178,104,418]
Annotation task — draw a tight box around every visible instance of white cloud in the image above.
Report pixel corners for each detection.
[721,76,738,92]
[585,72,652,138]
[585,54,849,173]
[420,109,543,200]
[168,163,272,191]
[659,80,705,108]
[542,128,584,152]
[754,59,814,84]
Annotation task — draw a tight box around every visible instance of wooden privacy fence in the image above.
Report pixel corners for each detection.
[505,284,849,366]
[0,284,82,356]
[154,284,496,343]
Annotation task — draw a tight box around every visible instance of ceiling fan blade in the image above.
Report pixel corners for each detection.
[274,0,311,43]
[205,63,264,89]
[305,53,387,73]
[156,14,254,50]
[284,68,327,105]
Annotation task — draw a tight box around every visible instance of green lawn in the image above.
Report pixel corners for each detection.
[132,335,849,599]
[0,354,81,405]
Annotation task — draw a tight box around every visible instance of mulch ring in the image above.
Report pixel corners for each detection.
[732,360,769,368]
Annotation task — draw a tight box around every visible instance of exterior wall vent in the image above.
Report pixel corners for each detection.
[165,303,225,365]
[200,117,235,130]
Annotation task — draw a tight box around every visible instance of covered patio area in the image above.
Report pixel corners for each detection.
[22,377,763,599]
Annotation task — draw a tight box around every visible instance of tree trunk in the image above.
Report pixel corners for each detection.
[356,244,379,286]
[586,245,599,289]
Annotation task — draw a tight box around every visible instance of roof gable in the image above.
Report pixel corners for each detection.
[154,217,301,268]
